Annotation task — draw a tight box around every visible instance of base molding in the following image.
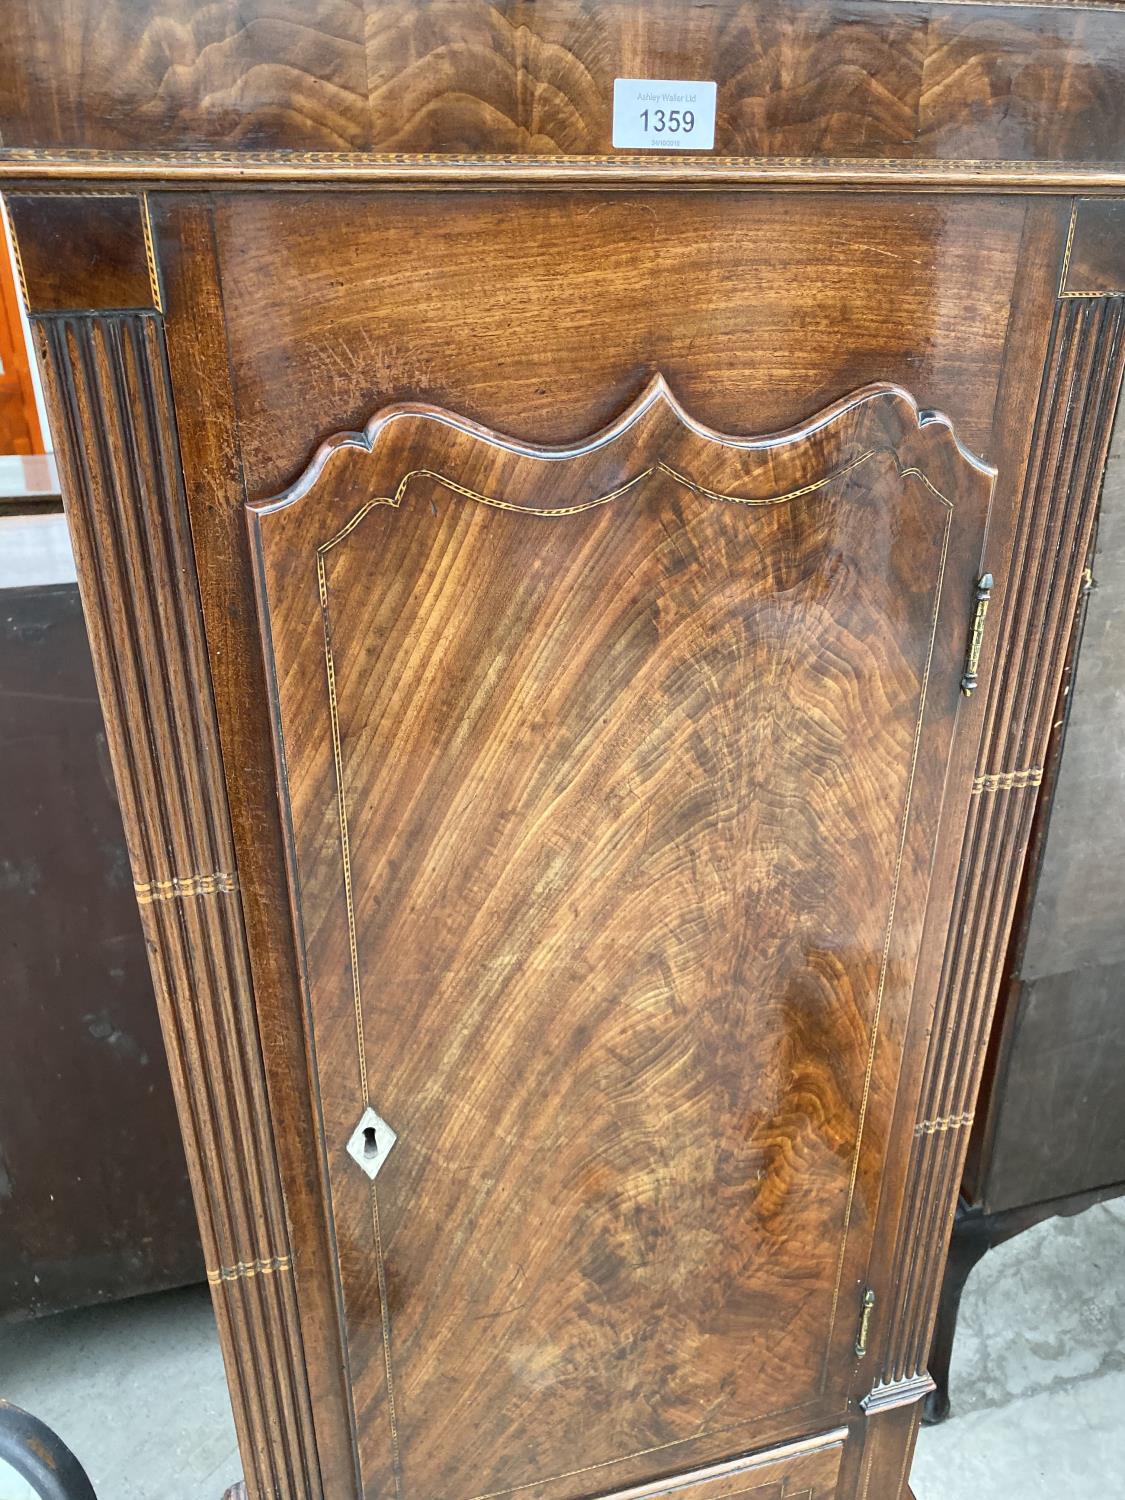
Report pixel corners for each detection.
[862,1373,937,1415]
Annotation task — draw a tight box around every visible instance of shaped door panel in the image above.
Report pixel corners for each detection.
[248,378,992,1500]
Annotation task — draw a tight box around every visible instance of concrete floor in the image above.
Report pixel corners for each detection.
[911,1197,1125,1500]
[1,1200,1122,1500]
[0,1285,240,1499]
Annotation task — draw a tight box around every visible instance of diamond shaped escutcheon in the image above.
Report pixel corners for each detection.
[346,1105,398,1181]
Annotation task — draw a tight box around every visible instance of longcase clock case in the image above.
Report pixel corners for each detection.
[4,5,1125,1497]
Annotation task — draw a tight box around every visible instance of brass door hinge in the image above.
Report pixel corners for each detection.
[855,1287,876,1358]
[960,572,994,696]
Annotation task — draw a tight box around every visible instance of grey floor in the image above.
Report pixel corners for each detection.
[1,1201,1123,1500]
[911,1197,1125,1499]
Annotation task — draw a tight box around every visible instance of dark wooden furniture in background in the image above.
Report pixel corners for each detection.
[0,521,204,1319]
[1,282,203,1319]
[3,5,1125,1499]
[926,401,1125,1424]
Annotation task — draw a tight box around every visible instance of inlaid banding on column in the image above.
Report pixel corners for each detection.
[208,1254,294,1285]
[913,1111,974,1137]
[880,295,1125,1390]
[35,311,323,1499]
[970,766,1043,794]
[134,870,238,902]
[140,192,163,312]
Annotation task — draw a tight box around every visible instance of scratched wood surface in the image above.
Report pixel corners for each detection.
[249,379,991,1500]
[212,190,1025,500]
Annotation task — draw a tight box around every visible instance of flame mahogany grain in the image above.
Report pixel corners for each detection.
[3,6,1124,1499]
[2,0,1125,172]
[247,380,990,1500]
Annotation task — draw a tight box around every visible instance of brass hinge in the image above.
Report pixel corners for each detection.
[960,572,994,697]
[855,1288,876,1358]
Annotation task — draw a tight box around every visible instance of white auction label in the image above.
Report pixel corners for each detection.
[612,78,717,150]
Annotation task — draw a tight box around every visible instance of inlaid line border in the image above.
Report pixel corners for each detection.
[821,479,953,1372]
[4,148,1125,192]
[315,434,960,1499]
[1059,198,1125,299]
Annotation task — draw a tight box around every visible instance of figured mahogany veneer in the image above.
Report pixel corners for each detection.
[3,0,1125,183]
[603,1428,846,1499]
[209,190,1024,493]
[248,380,989,1500]
[1062,199,1125,298]
[4,6,1125,1500]
[5,194,161,314]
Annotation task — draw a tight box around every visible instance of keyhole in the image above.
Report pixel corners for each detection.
[348,1107,397,1179]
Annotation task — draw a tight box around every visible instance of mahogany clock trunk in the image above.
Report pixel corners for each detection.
[2,4,1124,1499]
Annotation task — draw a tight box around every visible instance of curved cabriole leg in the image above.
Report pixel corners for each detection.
[922,1201,994,1424]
